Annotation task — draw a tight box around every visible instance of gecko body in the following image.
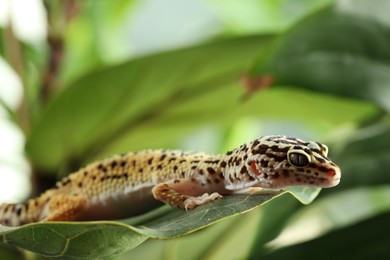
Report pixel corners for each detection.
[0,135,341,226]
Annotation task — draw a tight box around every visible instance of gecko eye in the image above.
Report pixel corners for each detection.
[287,151,311,168]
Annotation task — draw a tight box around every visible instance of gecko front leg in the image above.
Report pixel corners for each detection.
[152,179,222,210]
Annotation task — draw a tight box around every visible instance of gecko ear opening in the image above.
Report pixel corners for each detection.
[287,150,311,168]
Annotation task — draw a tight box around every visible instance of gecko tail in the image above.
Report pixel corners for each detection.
[0,199,39,227]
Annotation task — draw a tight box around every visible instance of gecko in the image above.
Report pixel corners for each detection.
[0,135,341,226]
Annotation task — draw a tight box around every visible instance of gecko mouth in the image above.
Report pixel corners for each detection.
[250,161,341,188]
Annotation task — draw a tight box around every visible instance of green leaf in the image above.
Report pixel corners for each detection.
[250,0,390,112]
[26,35,273,172]
[0,222,148,259]
[0,188,319,259]
[330,118,390,189]
[261,213,390,259]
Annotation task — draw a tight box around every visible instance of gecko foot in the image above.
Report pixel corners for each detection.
[184,192,223,210]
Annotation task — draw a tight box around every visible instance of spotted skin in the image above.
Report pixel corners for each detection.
[0,135,341,226]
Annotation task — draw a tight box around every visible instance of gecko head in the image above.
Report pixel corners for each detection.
[247,135,341,189]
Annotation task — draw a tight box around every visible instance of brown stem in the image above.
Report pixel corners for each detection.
[41,0,81,103]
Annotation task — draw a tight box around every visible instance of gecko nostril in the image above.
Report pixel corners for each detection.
[327,170,336,177]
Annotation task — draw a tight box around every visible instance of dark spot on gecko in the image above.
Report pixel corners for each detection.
[314,172,319,176]
[191,165,197,169]
[132,160,136,167]
[83,171,88,176]
[229,175,234,183]
[199,169,204,175]
[243,154,248,160]
[192,160,200,163]
[111,161,117,168]
[314,156,326,164]
[306,169,312,174]
[226,151,233,155]
[220,161,227,168]
[15,207,22,216]
[235,158,242,166]
[173,165,178,172]
[308,163,317,169]
[207,179,212,184]
[120,161,126,167]
[157,164,162,170]
[214,179,220,184]
[61,178,71,186]
[92,175,97,181]
[97,164,104,170]
[207,160,220,164]
[240,166,248,174]
[248,175,255,181]
[179,159,186,163]
[174,179,180,183]
[123,173,129,178]
[252,144,269,155]
[252,140,260,147]
[139,168,143,173]
[260,160,269,167]
[272,173,280,179]
[181,172,185,177]
[318,166,328,173]
[207,167,216,174]
[78,182,83,188]
[147,158,153,165]
[168,158,176,163]
[160,154,167,161]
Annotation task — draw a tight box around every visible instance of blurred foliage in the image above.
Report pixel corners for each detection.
[1,0,390,259]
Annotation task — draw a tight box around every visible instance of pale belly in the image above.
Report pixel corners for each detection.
[77,184,164,221]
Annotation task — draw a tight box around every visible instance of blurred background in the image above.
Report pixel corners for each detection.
[1,0,390,259]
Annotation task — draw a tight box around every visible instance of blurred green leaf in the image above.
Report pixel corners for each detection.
[257,207,390,259]
[26,35,274,172]
[0,244,24,260]
[331,118,390,189]
[250,186,390,258]
[250,0,390,112]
